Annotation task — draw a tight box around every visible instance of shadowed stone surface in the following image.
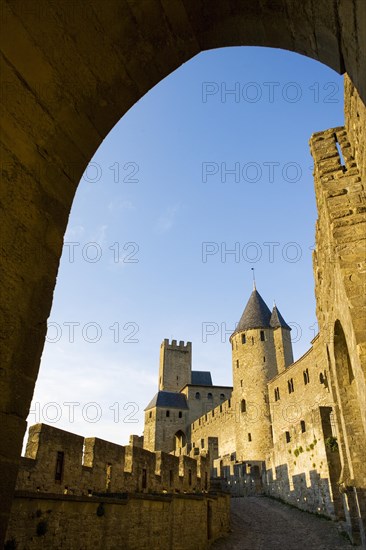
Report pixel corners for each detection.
[212,496,359,550]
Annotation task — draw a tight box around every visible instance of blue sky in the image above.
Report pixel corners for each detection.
[26,47,344,448]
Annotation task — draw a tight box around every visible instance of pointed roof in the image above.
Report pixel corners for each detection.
[270,305,291,330]
[235,289,272,332]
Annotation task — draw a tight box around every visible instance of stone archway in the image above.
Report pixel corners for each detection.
[174,430,187,451]
[1,0,365,540]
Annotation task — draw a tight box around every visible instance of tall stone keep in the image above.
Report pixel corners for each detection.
[158,339,192,392]
[230,287,292,461]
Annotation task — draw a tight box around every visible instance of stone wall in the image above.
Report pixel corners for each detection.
[16,424,210,496]
[5,491,230,550]
[191,399,236,460]
[266,335,341,518]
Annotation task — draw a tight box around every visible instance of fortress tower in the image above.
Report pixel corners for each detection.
[158,339,192,392]
[270,304,293,373]
[230,286,292,461]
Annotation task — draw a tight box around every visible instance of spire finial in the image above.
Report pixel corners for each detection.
[273,299,276,307]
[251,268,256,290]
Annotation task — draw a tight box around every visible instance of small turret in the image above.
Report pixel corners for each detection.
[270,304,293,373]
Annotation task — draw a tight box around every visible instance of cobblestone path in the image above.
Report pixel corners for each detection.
[211,496,358,550]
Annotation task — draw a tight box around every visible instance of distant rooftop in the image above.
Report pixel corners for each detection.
[145,391,189,411]
[191,371,213,386]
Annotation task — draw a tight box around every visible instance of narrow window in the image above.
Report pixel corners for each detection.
[236,359,239,369]
[166,410,170,417]
[240,379,243,387]
[55,451,64,482]
[207,392,213,400]
[263,356,266,362]
[149,411,152,418]
[301,420,306,433]
[169,469,173,486]
[142,468,147,489]
[188,469,192,486]
[241,399,246,413]
[251,337,254,345]
[212,409,215,417]
[285,431,291,443]
[288,379,294,394]
[260,330,265,341]
[248,433,252,442]
[201,438,204,449]
[303,368,310,385]
[195,392,201,399]
[220,404,222,413]
[228,399,231,408]
[106,463,112,491]
[178,411,182,418]
[274,387,280,401]
[242,334,246,344]
[220,393,225,400]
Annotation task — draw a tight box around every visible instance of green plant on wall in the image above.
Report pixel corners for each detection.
[325,436,339,452]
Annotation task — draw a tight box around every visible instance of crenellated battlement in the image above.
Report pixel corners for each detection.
[16,424,210,497]
[161,338,192,351]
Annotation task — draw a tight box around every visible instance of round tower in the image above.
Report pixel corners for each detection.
[230,286,277,462]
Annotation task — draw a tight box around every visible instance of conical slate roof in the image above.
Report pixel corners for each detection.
[270,305,291,330]
[236,289,272,332]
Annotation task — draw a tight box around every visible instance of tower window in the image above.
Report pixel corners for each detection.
[142,468,147,490]
[240,379,243,387]
[274,387,280,401]
[166,410,170,417]
[242,334,246,344]
[178,411,182,418]
[55,451,64,482]
[260,330,265,341]
[195,392,201,399]
[201,439,204,449]
[288,378,294,394]
[220,393,225,400]
[251,337,254,345]
[285,431,291,443]
[236,359,239,369]
[248,433,252,442]
[303,368,310,385]
[149,411,152,418]
[301,420,306,433]
[241,399,246,413]
[207,392,213,400]
[263,356,266,362]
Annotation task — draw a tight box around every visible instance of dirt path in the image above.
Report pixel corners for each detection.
[211,496,357,550]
